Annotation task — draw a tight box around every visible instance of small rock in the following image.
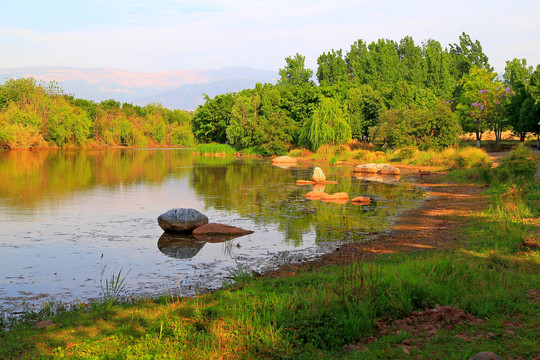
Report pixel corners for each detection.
[468,352,503,360]
[312,167,326,182]
[157,208,209,233]
[321,192,349,201]
[192,223,253,236]
[297,180,315,185]
[271,156,297,164]
[304,191,327,199]
[34,320,55,329]
[351,196,371,205]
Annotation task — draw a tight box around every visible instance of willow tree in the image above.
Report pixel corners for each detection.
[300,97,351,151]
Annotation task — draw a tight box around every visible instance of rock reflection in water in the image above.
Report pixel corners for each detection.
[354,173,400,183]
[157,233,206,259]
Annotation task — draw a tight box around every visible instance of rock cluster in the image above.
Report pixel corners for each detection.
[157,208,253,242]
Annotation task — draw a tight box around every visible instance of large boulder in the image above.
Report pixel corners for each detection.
[354,163,400,175]
[312,167,326,182]
[157,208,209,232]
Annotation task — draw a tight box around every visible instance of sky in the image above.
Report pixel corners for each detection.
[1,0,539,75]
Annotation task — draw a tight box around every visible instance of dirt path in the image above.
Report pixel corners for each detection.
[267,170,489,275]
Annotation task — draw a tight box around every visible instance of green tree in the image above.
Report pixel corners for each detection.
[503,59,534,141]
[455,67,498,147]
[449,32,490,79]
[345,85,386,141]
[397,36,424,87]
[192,93,235,143]
[316,49,349,85]
[422,39,453,98]
[278,53,313,86]
[226,84,293,155]
[299,97,351,151]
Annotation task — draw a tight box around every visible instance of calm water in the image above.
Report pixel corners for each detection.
[0,149,423,312]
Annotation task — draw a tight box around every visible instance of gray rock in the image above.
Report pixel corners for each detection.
[468,351,503,360]
[157,208,209,232]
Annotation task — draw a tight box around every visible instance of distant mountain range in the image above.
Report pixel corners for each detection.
[0,66,278,110]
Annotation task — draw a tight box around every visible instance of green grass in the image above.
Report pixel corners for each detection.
[1,149,539,359]
[194,143,237,155]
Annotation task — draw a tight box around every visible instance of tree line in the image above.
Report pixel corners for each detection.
[1,33,539,153]
[193,33,540,154]
[0,78,195,150]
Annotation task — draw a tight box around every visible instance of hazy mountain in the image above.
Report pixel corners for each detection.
[0,66,278,110]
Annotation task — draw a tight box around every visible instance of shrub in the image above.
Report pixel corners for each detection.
[496,145,537,181]
[373,101,461,151]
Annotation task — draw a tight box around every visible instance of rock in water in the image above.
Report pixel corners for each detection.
[157,208,209,232]
[354,163,400,175]
[312,167,326,182]
[192,223,253,236]
[271,156,297,164]
[351,196,371,205]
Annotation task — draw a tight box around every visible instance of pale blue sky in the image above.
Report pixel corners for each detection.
[1,0,539,74]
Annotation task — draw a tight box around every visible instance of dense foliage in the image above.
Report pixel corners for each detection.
[192,32,540,152]
[2,32,539,153]
[0,78,195,150]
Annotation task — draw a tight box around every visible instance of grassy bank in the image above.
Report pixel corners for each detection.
[1,150,538,359]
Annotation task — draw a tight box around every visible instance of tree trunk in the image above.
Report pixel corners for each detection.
[475,131,481,148]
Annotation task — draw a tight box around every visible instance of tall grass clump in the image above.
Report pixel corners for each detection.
[194,143,236,155]
[495,144,537,182]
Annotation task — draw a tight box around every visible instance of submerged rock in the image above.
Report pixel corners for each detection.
[312,167,326,182]
[354,163,400,175]
[157,208,209,232]
[351,196,371,205]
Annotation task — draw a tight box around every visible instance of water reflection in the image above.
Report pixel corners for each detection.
[0,149,194,209]
[157,233,206,259]
[0,149,424,312]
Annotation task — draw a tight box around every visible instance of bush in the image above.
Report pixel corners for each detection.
[496,145,537,182]
[373,101,461,151]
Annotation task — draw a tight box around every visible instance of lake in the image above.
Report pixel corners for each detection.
[0,149,423,313]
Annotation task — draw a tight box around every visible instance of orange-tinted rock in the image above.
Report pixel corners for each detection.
[192,223,253,236]
[304,191,327,199]
[297,180,316,185]
[271,156,297,164]
[351,196,371,205]
[321,192,349,201]
[312,167,326,182]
